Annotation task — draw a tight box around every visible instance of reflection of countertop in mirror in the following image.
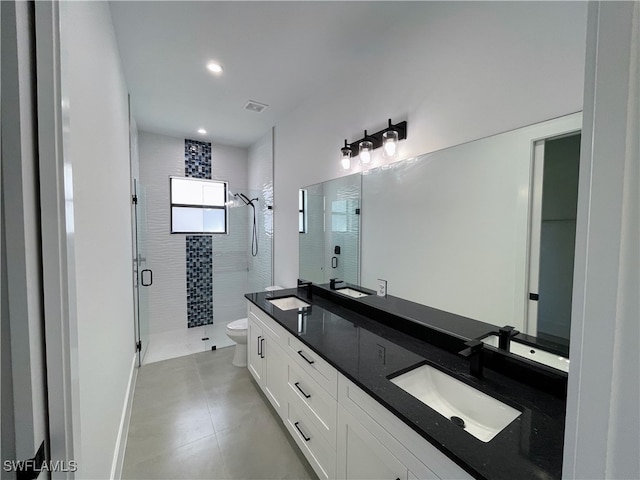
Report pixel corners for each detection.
[246,287,566,480]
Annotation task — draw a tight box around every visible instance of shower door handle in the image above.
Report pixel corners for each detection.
[141,269,153,286]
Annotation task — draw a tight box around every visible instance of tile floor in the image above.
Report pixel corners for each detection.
[123,346,317,480]
[143,323,234,365]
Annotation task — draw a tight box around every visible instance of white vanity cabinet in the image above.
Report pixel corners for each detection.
[246,301,473,480]
[337,405,411,480]
[337,375,473,480]
[247,304,288,418]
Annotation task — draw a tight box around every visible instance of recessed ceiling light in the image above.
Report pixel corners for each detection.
[197,128,207,135]
[206,62,223,74]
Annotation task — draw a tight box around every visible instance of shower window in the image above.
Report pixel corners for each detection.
[170,177,228,234]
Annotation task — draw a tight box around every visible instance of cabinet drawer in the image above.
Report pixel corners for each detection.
[248,302,287,346]
[288,361,337,446]
[286,401,336,480]
[287,334,338,398]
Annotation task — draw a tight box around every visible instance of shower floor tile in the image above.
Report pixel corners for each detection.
[143,323,234,365]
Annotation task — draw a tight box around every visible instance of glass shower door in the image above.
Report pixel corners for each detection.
[133,179,151,366]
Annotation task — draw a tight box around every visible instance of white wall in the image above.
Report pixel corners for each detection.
[273,2,587,287]
[211,143,249,323]
[60,2,136,477]
[564,2,640,478]
[248,129,274,292]
[138,132,250,333]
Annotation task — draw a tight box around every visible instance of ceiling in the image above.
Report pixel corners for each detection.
[109,1,435,148]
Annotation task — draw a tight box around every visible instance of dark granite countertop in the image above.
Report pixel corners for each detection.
[246,287,566,480]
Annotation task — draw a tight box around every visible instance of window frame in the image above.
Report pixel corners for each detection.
[169,176,229,235]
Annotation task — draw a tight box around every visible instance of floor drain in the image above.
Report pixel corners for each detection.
[450,416,466,428]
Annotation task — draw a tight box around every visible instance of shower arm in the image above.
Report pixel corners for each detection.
[235,193,259,207]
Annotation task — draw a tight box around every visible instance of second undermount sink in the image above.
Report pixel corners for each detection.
[481,335,570,373]
[335,287,370,298]
[267,296,311,311]
[390,363,521,442]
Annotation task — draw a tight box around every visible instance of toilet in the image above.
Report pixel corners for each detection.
[226,318,249,367]
[226,286,284,367]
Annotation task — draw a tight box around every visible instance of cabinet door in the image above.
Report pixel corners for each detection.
[247,317,263,383]
[337,406,408,480]
[263,332,288,419]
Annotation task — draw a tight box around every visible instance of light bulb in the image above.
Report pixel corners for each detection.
[359,140,373,165]
[340,145,352,171]
[382,130,399,159]
[206,62,223,74]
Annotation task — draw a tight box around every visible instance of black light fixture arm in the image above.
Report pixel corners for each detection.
[345,119,407,157]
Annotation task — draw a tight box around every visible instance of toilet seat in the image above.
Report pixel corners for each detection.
[227,318,248,331]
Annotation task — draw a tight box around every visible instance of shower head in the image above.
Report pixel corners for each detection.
[234,193,258,207]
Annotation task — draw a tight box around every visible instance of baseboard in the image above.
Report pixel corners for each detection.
[110,354,138,479]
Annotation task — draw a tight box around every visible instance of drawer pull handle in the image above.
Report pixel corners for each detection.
[294,421,311,442]
[260,337,265,359]
[294,382,311,399]
[297,350,315,365]
[257,335,262,356]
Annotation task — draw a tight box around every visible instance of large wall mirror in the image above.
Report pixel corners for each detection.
[300,112,582,352]
[299,173,361,285]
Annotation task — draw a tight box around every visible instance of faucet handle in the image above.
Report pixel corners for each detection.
[459,340,484,378]
[458,339,483,357]
[499,325,519,337]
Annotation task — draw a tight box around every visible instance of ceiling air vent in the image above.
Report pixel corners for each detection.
[244,100,269,113]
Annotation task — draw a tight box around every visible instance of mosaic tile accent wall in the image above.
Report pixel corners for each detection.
[185,139,213,328]
[185,140,212,179]
[186,236,213,327]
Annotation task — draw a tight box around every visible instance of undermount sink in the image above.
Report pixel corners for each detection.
[267,296,311,311]
[389,363,521,442]
[335,287,370,298]
[481,335,570,373]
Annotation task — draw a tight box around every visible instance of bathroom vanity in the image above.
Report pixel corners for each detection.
[245,285,567,480]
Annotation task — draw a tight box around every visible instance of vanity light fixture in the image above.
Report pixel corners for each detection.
[340,118,407,169]
[340,140,352,171]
